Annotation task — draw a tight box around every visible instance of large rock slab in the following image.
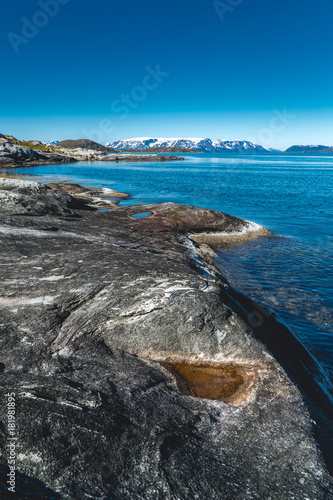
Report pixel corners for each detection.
[0,180,332,499]
[0,178,87,216]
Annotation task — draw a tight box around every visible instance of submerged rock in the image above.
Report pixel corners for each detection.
[0,180,332,499]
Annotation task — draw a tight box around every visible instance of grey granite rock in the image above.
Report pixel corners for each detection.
[0,180,332,499]
[0,141,77,168]
[0,178,84,216]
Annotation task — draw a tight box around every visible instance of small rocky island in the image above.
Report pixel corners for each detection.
[0,176,332,499]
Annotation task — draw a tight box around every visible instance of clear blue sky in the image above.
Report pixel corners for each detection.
[1,0,333,149]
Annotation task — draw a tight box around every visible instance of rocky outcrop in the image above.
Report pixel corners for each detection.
[0,141,39,163]
[0,140,184,166]
[0,178,89,216]
[48,182,130,210]
[0,179,332,499]
[0,134,18,143]
[0,141,77,168]
[0,134,185,165]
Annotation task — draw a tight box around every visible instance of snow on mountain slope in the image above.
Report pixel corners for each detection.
[212,140,267,152]
[42,140,60,146]
[106,138,157,150]
[106,137,270,153]
[153,138,215,151]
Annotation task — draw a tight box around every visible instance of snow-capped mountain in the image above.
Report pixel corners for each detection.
[42,140,59,146]
[212,140,266,153]
[106,138,156,150]
[153,138,215,152]
[106,137,270,153]
[105,137,215,151]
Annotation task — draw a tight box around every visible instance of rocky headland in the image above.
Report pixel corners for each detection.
[0,178,332,499]
[0,137,77,168]
[0,135,185,166]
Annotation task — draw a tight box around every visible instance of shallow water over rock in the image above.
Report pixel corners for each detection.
[163,362,250,402]
[131,211,152,218]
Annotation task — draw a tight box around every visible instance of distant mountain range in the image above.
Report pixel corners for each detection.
[37,136,333,155]
[105,137,269,153]
[285,145,333,154]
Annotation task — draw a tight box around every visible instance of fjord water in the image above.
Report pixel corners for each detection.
[11,154,333,386]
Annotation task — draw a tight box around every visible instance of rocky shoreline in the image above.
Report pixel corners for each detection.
[0,136,185,167]
[0,177,332,499]
[0,139,77,168]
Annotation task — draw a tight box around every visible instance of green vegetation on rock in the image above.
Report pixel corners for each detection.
[57,139,114,152]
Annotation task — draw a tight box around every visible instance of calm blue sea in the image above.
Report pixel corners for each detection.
[9,154,333,386]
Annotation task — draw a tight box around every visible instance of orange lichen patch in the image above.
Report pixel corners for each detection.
[163,362,248,401]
